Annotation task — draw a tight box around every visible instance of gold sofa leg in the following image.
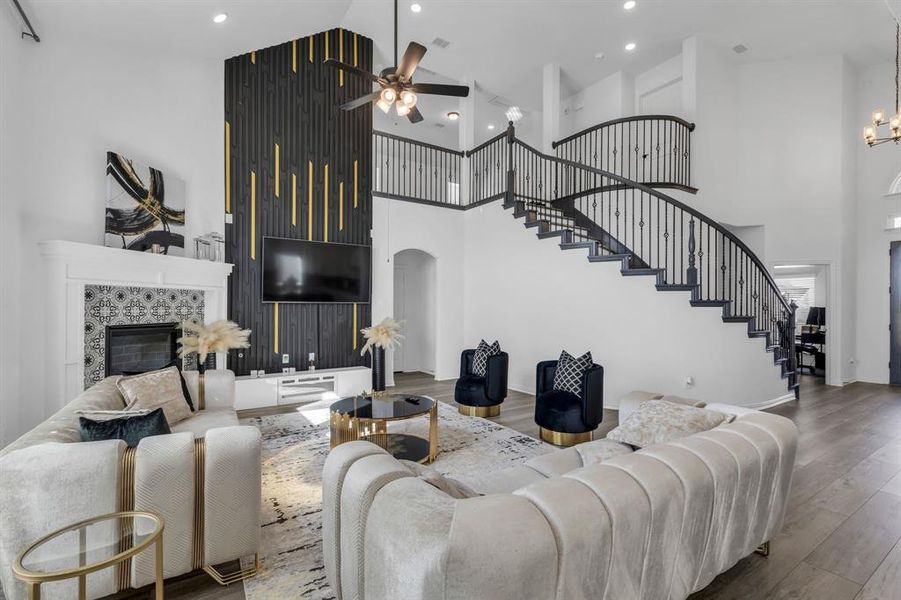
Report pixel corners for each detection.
[204,554,261,586]
[457,404,501,417]
[755,542,770,557]
[539,427,592,447]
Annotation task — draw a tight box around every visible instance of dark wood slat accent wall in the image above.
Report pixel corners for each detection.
[225,29,373,375]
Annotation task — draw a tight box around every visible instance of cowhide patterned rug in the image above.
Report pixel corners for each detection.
[239,399,550,600]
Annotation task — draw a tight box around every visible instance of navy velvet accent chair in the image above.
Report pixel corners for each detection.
[534,360,604,446]
[454,349,509,417]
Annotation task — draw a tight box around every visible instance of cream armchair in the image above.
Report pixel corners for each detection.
[0,370,261,600]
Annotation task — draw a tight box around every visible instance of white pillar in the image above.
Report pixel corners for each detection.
[459,79,476,205]
[542,63,561,153]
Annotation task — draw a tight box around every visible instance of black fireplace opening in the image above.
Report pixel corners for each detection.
[105,323,179,376]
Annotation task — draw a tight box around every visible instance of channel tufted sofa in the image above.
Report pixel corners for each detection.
[323,402,798,600]
[0,370,261,600]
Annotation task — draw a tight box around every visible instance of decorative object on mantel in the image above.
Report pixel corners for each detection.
[864,20,901,147]
[177,319,250,408]
[105,151,186,254]
[360,317,404,393]
[193,232,225,261]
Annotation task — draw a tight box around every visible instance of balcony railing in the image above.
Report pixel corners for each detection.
[552,115,696,193]
[372,131,464,207]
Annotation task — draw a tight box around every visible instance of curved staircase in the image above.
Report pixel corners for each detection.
[372,115,799,397]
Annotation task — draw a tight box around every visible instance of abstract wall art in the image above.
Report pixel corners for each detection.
[105,151,186,255]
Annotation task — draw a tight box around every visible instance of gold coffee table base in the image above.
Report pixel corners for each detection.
[13,511,164,600]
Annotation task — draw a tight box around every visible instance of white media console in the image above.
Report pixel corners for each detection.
[234,366,371,411]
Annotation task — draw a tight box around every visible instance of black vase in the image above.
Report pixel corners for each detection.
[371,346,386,392]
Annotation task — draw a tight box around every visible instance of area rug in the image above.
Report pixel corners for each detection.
[239,399,550,600]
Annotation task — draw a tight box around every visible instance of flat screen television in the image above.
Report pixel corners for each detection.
[262,237,371,303]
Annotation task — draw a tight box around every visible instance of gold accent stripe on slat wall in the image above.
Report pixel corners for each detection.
[353,33,358,66]
[323,164,329,243]
[274,302,279,353]
[250,171,257,259]
[291,173,297,226]
[353,304,358,350]
[292,39,297,73]
[339,28,344,87]
[275,143,280,198]
[307,161,314,239]
[308,35,313,63]
[339,181,344,231]
[325,31,330,60]
[225,121,231,213]
[251,51,256,64]
[354,160,359,207]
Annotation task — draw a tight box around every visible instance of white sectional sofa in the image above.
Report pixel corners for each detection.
[322,402,798,600]
[0,370,261,600]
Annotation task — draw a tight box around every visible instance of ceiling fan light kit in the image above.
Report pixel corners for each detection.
[323,0,469,123]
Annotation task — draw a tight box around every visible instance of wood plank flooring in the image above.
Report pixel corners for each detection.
[109,373,901,600]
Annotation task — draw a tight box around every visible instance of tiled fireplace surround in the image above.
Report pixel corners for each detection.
[40,241,232,408]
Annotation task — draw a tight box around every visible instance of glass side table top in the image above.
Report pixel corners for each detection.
[330,394,434,420]
[14,511,163,581]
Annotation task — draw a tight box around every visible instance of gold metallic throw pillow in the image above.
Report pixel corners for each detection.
[117,366,193,426]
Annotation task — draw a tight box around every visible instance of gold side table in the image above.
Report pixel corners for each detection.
[12,511,165,600]
[330,394,438,463]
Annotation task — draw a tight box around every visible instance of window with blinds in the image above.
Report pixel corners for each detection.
[775,276,816,325]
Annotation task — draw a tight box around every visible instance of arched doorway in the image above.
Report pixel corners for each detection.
[393,249,437,376]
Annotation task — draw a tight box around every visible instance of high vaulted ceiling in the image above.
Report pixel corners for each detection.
[15,0,901,112]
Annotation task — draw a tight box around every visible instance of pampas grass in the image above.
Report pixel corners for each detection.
[177,319,251,363]
[360,317,404,356]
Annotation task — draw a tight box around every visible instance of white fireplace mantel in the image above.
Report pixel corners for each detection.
[39,240,234,408]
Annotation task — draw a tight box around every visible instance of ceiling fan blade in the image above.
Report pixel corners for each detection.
[324,58,383,84]
[406,105,424,124]
[396,42,427,80]
[340,92,380,111]
[409,83,470,98]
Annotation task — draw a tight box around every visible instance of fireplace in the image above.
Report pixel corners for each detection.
[105,323,179,376]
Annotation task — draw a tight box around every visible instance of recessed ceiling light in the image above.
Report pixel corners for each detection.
[623,1,637,10]
[446,111,460,121]
[212,13,228,24]
[410,3,422,13]
[487,123,495,130]
[624,42,637,52]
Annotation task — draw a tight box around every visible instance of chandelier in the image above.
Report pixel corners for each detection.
[864,23,901,146]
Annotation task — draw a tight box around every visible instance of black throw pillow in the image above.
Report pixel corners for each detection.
[79,408,171,448]
[472,340,501,377]
[552,350,593,398]
[122,360,195,411]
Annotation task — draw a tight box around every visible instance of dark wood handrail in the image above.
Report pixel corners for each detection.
[464,132,507,157]
[552,114,696,149]
[512,138,790,313]
[373,130,465,156]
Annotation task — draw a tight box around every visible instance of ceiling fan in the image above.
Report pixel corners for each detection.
[324,0,470,123]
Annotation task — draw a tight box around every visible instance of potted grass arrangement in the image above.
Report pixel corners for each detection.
[360,317,403,394]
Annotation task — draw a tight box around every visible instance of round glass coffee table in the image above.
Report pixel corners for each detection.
[329,394,438,463]
[12,511,164,600]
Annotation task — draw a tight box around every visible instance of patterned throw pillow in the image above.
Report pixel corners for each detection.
[552,350,593,397]
[606,400,732,448]
[79,407,171,448]
[472,339,501,377]
[117,366,193,425]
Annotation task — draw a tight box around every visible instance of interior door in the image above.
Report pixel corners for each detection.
[393,265,407,372]
[891,242,901,384]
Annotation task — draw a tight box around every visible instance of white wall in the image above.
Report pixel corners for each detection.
[371,197,464,385]
[635,54,683,115]
[0,6,25,446]
[855,62,901,384]
[561,71,632,139]
[463,201,791,408]
[0,32,223,444]
[393,249,437,374]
